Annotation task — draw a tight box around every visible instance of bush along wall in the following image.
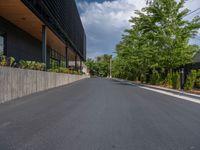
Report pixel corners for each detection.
[172,72,180,90]
[150,69,160,85]
[184,70,197,91]
[0,55,45,71]
[0,55,16,67]
[48,67,81,75]
[194,70,200,88]
[164,71,173,88]
[19,60,46,71]
[0,55,82,75]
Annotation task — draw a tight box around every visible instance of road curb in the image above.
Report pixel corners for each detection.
[112,78,200,101]
[132,82,200,100]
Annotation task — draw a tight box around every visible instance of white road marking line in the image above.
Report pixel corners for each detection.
[139,84,200,98]
[139,86,200,104]
[113,78,200,104]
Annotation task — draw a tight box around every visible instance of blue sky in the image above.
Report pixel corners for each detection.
[76,0,200,58]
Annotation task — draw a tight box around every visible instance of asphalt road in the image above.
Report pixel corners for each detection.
[0,78,200,150]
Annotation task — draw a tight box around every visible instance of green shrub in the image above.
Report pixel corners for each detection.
[48,68,58,73]
[58,67,71,74]
[195,78,200,88]
[164,71,172,87]
[19,60,30,69]
[140,74,146,83]
[48,67,78,74]
[7,57,15,67]
[19,60,46,71]
[48,68,59,73]
[0,56,81,75]
[0,56,16,67]
[150,69,160,85]
[73,70,79,75]
[27,61,34,69]
[59,67,66,73]
[0,55,7,66]
[172,72,180,89]
[194,70,200,88]
[34,62,46,71]
[184,70,197,91]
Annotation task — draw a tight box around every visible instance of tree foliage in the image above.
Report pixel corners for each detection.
[85,54,112,77]
[112,0,200,83]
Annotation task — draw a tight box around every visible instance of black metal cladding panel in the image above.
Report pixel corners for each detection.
[22,0,86,59]
[43,0,86,59]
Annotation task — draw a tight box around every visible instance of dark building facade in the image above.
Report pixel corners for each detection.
[0,0,86,69]
[0,17,42,62]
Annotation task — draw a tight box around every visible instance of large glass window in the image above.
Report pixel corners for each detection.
[49,49,66,68]
[0,35,4,56]
[50,58,59,69]
[60,56,66,67]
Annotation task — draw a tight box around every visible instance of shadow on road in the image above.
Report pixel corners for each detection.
[110,79,137,87]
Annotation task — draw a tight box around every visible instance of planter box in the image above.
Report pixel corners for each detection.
[0,66,88,103]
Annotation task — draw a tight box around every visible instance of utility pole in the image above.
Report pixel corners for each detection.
[110,56,112,78]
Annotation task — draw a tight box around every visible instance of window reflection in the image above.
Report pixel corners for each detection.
[0,35,4,56]
[49,49,66,68]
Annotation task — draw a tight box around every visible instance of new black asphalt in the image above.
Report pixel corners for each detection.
[0,78,200,150]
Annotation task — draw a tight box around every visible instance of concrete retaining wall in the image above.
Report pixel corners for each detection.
[0,67,88,103]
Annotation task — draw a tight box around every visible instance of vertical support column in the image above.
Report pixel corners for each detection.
[42,25,47,70]
[75,54,78,71]
[2,33,7,56]
[65,46,69,68]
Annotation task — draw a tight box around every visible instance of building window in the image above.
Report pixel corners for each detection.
[60,56,66,68]
[49,49,66,68]
[50,58,59,69]
[0,35,5,56]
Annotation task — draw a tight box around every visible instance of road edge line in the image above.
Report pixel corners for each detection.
[112,78,200,104]
[137,84,200,104]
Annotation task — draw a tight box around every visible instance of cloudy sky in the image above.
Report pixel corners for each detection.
[76,0,200,58]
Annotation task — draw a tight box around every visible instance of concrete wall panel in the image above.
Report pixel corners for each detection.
[0,67,88,103]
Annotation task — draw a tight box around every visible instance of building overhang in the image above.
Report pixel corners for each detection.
[0,0,77,60]
[21,0,86,61]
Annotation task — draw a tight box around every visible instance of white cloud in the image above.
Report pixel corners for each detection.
[78,0,200,58]
[184,0,200,45]
[185,0,200,11]
[78,0,146,58]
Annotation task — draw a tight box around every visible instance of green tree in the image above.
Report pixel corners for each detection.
[113,0,200,83]
[85,55,112,77]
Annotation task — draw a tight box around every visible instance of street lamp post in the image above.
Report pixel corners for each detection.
[110,58,112,78]
[109,52,116,78]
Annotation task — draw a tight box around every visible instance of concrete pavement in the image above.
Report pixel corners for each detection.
[0,78,200,150]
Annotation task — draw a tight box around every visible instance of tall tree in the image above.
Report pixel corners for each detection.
[113,0,200,81]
